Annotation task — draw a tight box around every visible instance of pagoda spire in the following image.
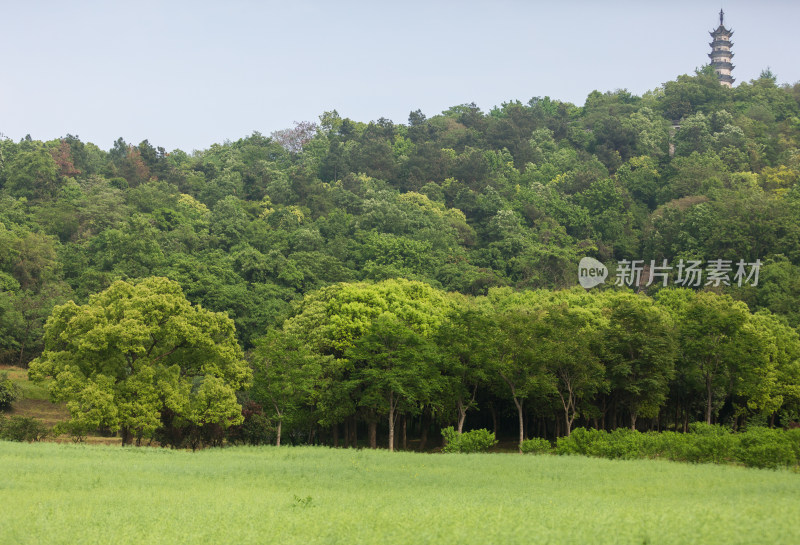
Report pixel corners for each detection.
[709,10,734,87]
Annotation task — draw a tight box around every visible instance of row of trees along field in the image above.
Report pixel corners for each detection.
[24,277,800,450]
[3,68,800,448]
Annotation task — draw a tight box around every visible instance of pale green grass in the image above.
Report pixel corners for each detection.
[1,442,799,545]
[2,366,52,401]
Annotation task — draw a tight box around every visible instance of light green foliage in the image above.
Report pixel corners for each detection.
[4,146,60,200]
[520,437,553,454]
[2,443,800,545]
[0,371,20,410]
[440,426,497,453]
[28,277,249,443]
[656,289,752,424]
[555,424,800,470]
[283,278,450,357]
[602,292,677,427]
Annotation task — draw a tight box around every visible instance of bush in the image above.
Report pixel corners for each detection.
[734,427,796,469]
[786,428,800,463]
[521,437,552,454]
[555,427,606,456]
[680,423,735,464]
[52,420,90,443]
[554,424,800,469]
[0,371,20,411]
[441,427,497,453]
[0,416,50,442]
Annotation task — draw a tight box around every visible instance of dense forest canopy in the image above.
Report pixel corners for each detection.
[4,68,800,446]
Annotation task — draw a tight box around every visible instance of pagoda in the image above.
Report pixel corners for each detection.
[709,9,734,87]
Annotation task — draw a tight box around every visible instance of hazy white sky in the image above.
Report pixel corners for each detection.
[1,0,797,152]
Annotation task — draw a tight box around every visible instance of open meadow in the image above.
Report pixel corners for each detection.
[2,441,799,545]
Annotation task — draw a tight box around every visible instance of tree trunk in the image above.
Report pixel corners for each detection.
[333,424,339,447]
[276,419,282,446]
[630,412,638,431]
[456,399,466,434]
[489,403,498,436]
[368,420,377,449]
[344,419,350,448]
[402,415,407,450]
[513,398,524,452]
[523,411,528,441]
[120,426,132,446]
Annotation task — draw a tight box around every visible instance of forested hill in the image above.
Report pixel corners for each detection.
[2,68,800,364]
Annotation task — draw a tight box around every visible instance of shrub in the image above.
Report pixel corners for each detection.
[53,420,90,443]
[0,416,50,442]
[734,427,796,469]
[555,427,606,456]
[681,423,735,464]
[521,437,552,454]
[441,427,497,453]
[0,371,20,411]
[786,428,800,463]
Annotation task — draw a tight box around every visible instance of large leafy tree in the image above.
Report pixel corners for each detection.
[29,277,250,444]
[539,299,606,436]
[434,296,493,433]
[282,278,449,446]
[345,313,440,451]
[250,329,326,446]
[657,290,750,424]
[603,292,676,429]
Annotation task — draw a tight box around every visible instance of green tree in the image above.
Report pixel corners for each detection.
[346,313,440,451]
[489,303,551,451]
[251,330,326,446]
[657,290,750,425]
[603,292,676,429]
[435,297,493,433]
[540,300,606,436]
[29,277,250,444]
[4,146,60,200]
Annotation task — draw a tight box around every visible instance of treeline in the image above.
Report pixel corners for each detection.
[2,68,800,446]
[245,279,800,450]
[21,276,800,451]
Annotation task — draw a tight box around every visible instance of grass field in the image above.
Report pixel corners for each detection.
[2,442,799,545]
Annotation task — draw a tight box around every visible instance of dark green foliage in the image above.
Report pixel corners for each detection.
[227,402,274,446]
[0,416,50,441]
[441,426,498,453]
